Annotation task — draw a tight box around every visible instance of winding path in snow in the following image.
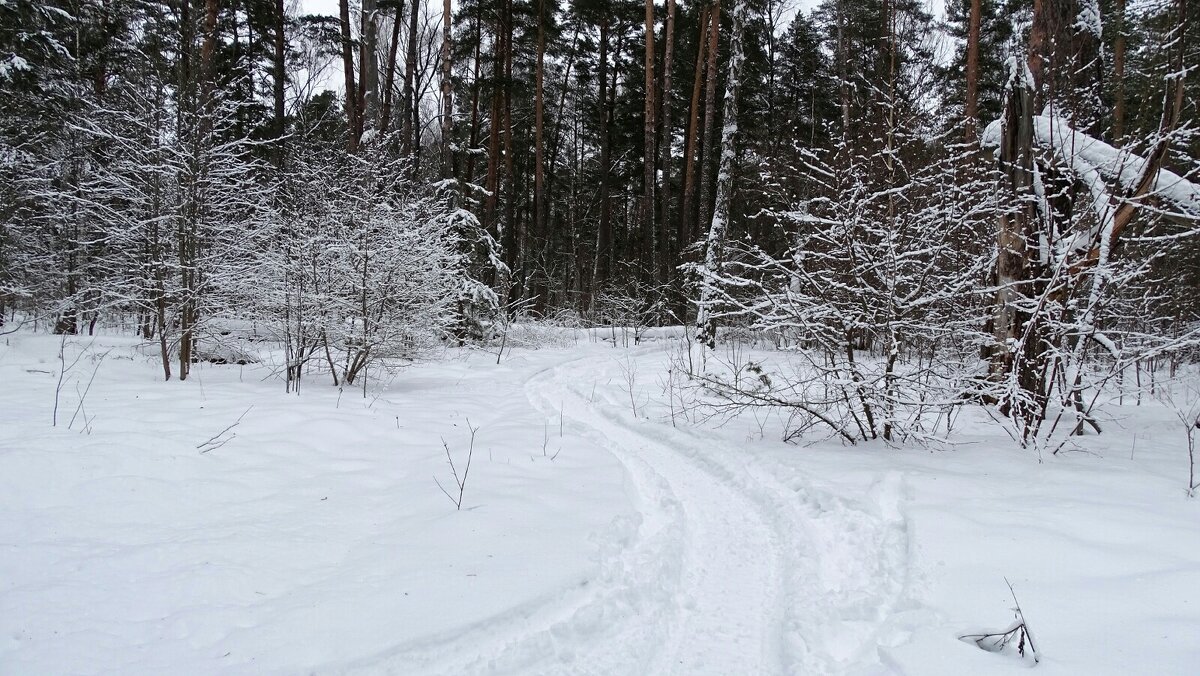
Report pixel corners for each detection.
[528,349,790,674]
[347,345,913,675]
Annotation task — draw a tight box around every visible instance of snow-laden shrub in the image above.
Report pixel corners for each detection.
[213,140,473,389]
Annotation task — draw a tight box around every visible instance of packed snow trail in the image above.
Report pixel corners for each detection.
[354,344,913,675]
[527,349,789,674]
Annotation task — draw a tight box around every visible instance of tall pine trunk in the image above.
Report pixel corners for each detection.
[380,2,404,134]
[964,0,982,141]
[273,0,286,161]
[402,0,421,161]
[592,18,614,307]
[658,0,677,284]
[642,0,657,282]
[359,0,380,135]
[440,0,453,179]
[696,0,721,245]
[679,4,708,253]
[339,0,359,152]
[1112,0,1126,142]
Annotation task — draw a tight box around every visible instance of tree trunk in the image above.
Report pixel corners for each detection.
[1112,0,1126,142]
[273,0,287,161]
[380,2,404,134]
[642,0,657,281]
[658,0,677,283]
[837,1,850,133]
[359,0,380,136]
[440,0,453,179]
[964,0,982,141]
[990,62,1043,427]
[180,0,221,382]
[501,0,518,295]
[339,0,359,152]
[679,4,708,252]
[592,17,614,305]
[534,0,547,287]
[401,0,421,159]
[696,0,745,349]
[696,0,721,244]
[483,13,504,233]
[465,15,483,186]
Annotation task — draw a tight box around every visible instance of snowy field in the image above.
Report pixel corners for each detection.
[2,330,1199,675]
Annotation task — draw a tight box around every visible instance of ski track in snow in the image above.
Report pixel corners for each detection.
[345,345,915,675]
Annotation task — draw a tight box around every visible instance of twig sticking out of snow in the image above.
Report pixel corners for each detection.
[197,406,254,454]
[960,578,1040,665]
[68,348,112,431]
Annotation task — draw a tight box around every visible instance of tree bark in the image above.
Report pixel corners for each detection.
[592,17,614,305]
[679,3,708,252]
[483,12,504,233]
[338,0,359,152]
[964,0,982,141]
[534,0,547,272]
[273,0,287,161]
[440,0,453,179]
[401,0,421,159]
[359,0,380,136]
[696,0,721,245]
[658,0,677,283]
[1112,0,1126,142]
[642,0,657,281]
[696,0,745,349]
[990,62,1043,426]
[380,1,404,134]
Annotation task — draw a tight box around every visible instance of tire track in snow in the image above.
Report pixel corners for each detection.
[528,351,790,674]
[340,346,915,675]
[541,347,919,674]
[336,353,690,676]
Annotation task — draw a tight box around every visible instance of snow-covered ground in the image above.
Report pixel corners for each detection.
[2,332,1198,674]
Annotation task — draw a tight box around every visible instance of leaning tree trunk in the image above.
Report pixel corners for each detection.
[695,0,745,349]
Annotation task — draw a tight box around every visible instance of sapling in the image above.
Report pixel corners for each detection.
[1157,386,1200,497]
[435,418,478,510]
[617,356,640,417]
[52,336,92,427]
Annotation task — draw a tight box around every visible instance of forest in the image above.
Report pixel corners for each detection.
[2,0,1198,446]
[2,1,1200,672]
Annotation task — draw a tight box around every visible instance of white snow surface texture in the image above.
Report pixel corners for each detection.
[2,333,1199,675]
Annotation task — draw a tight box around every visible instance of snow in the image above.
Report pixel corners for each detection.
[981,115,1200,223]
[0,333,633,674]
[3,331,1200,674]
[0,54,31,80]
